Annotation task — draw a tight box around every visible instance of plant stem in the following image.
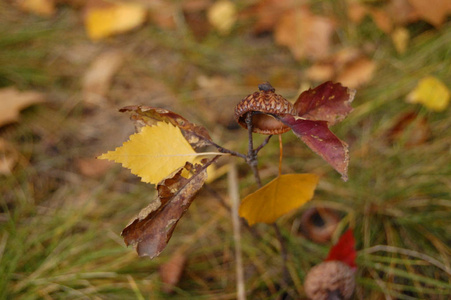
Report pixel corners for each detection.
[278,134,283,176]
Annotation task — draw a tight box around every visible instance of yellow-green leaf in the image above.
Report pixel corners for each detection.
[406,76,450,111]
[98,122,200,184]
[239,174,319,226]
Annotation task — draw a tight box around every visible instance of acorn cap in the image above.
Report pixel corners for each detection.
[304,261,355,300]
[234,82,296,135]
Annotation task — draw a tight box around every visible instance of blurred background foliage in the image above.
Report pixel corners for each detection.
[0,0,450,299]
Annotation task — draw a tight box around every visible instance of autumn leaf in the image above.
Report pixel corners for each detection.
[82,50,124,105]
[122,161,211,259]
[98,122,217,184]
[16,0,55,16]
[84,1,147,40]
[325,229,357,269]
[294,81,355,125]
[279,115,350,181]
[281,82,354,180]
[274,6,336,61]
[207,0,237,35]
[0,87,46,127]
[406,0,451,27]
[406,76,450,112]
[239,174,319,226]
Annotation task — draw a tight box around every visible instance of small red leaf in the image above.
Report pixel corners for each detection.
[294,81,355,125]
[325,229,357,269]
[279,114,349,181]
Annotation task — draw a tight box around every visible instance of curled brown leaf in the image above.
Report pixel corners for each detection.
[119,105,212,148]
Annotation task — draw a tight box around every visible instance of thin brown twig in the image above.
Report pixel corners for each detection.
[245,113,262,187]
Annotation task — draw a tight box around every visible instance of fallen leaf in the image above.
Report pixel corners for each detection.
[119,105,212,148]
[391,27,410,54]
[239,174,319,225]
[293,81,355,126]
[325,229,357,269]
[159,252,187,293]
[244,0,297,34]
[386,0,419,25]
[122,161,210,258]
[147,0,176,30]
[0,87,46,127]
[406,76,450,111]
[84,0,147,40]
[16,0,55,16]
[207,0,237,35]
[98,122,199,185]
[406,0,451,27]
[387,111,430,147]
[347,2,368,24]
[280,115,350,181]
[76,157,113,178]
[82,50,124,105]
[369,8,393,34]
[275,6,336,61]
[336,57,376,88]
[0,138,18,175]
[306,63,335,82]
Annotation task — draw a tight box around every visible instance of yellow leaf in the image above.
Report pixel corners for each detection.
[17,0,55,17]
[98,122,201,184]
[407,76,450,111]
[207,0,237,35]
[85,1,147,40]
[239,174,319,226]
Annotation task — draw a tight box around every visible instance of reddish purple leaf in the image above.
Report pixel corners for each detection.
[294,81,355,125]
[279,114,349,181]
[325,229,357,269]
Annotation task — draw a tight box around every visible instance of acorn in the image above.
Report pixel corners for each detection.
[234,82,296,135]
[304,261,355,300]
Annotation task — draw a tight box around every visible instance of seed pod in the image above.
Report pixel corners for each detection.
[234,82,296,135]
[304,261,355,300]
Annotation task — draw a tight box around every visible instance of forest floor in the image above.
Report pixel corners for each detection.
[1,1,450,299]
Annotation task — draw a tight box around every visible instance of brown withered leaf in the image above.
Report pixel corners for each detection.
[274,6,336,61]
[407,0,451,27]
[119,105,212,148]
[159,251,187,293]
[336,57,377,89]
[82,50,124,106]
[369,8,393,34]
[0,87,46,127]
[387,111,430,147]
[121,161,210,259]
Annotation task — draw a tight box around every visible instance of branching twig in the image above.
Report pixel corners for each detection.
[245,113,262,187]
[255,135,273,154]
